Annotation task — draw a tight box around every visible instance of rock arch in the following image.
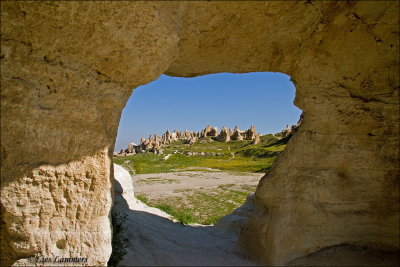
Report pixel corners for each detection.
[1,1,398,265]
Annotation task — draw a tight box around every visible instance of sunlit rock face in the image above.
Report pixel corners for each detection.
[0,2,181,265]
[1,1,398,265]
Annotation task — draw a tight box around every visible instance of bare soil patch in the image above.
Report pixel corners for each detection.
[133,170,262,199]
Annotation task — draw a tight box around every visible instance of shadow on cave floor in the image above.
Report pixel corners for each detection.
[112,164,400,267]
[288,245,400,267]
[112,167,256,266]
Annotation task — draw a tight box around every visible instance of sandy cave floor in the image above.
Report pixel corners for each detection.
[113,165,400,266]
[113,164,258,266]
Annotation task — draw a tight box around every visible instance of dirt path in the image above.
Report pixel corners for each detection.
[132,169,263,199]
[113,164,257,266]
[226,152,235,161]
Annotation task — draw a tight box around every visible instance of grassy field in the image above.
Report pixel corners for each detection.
[136,183,257,225]
[114,132,291,225]
[114,133,291,174]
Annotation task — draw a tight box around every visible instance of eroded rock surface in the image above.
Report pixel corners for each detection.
[1,1,399,266]
[119,125,257,155]
[1,2,181,265]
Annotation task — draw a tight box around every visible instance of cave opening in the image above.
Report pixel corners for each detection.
[109,71,305,265]
[111,72,301,247]
[2,2,398,266]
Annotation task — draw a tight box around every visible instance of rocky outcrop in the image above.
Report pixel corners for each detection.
[1,2,182,265]
[208,127,219,137]
[251,134,260,145]
[231,126,244,141]
[1,1,398,266]
[118,125,259,155]
[215,126,231,142]
[281,125,292,138]
[202,125,212,137]
[275,115,304,139]
[245,125,257,140]
[126,142,137,154]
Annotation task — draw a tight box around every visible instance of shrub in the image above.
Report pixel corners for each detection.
[155,204,196,225]
[136,193,149,204]
[108,212,129,267]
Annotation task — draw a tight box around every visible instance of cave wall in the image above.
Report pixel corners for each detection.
[1,1,398,265]
[1,2,181,265]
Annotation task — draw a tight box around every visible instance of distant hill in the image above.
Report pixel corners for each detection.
[113,131,294,174]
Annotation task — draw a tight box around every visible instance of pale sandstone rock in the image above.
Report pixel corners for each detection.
[183,129,189,138]
[1,2,181,265]
[216,126,231,142]
[190,136,197,145]
[152,142,160,154]
[147,134,154,146]
[203,125,212,137]
[245,125,258,140]
[231,132,244,141]
[1,1,398,266]
[144,143,152,152]
[126,142,137,154]
[231,126,244,141]
[228,128,234,137]
[171,130,178,141]
[154,133,160,145]
[139,137,146,145]
[208,127,219,137]
[165,130,172,143]
[251,134,260,145]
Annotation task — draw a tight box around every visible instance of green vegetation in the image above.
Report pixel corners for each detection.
[113,133,291,174]
[114,133,292,225]
[136,177,178,185]
[136,193,196,224]
[155,204,196,225]
[136,193,149,204]
[135,184,257,225]
[108,212,129,267]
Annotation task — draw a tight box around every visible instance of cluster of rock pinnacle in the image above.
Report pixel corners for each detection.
[116,125,260,156]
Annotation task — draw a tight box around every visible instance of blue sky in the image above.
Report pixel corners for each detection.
[115,72,302,151]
